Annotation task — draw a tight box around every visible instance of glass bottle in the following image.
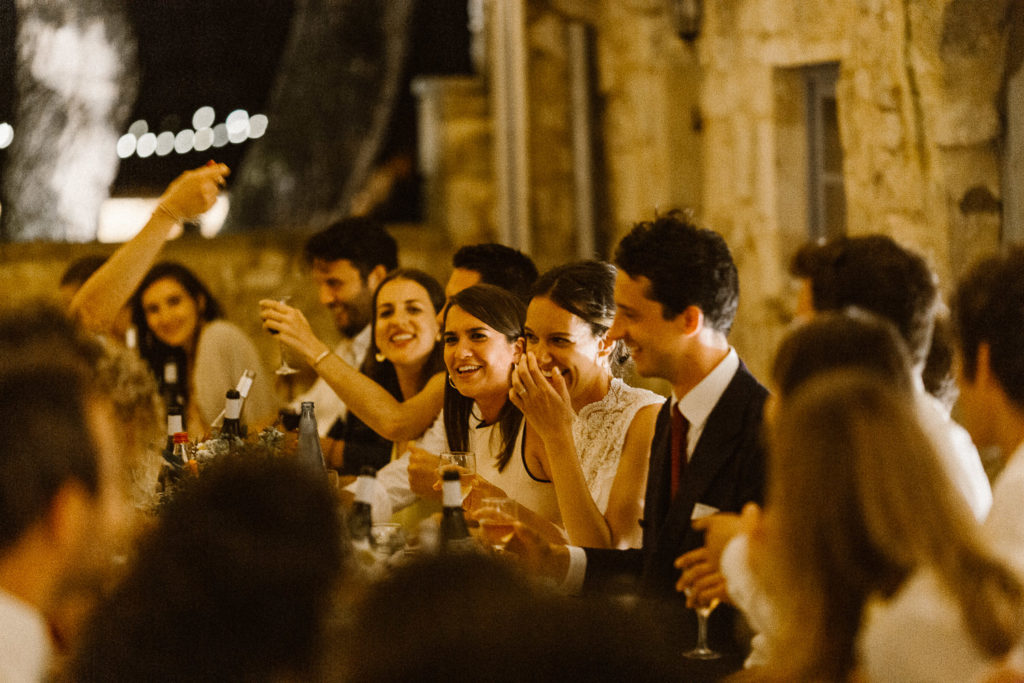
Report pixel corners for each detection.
[348,465,376,549]
[162,404,184,465]
[440,468,472,550]
[297,401,325,470]
[220,389,244,439]
[173,432,197,477]
[161,358,184,412]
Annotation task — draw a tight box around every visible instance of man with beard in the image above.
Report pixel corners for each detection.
[291,218,399,465]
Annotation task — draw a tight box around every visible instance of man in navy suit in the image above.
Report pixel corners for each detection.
[509,212,767,669]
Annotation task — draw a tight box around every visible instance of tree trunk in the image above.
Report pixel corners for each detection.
[223,0,415,232]
[1,0,137,242]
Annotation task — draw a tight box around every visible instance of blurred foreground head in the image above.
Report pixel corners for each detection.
[336,552,686,682]
[68,449,345,682]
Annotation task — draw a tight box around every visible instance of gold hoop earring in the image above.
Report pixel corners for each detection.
[448,375,456,389]
[375,352,386,363]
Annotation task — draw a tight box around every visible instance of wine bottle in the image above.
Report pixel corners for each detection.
[161,358,184,412]
[297,401,325,470]
[440,468,473,551]
[348,465,376,548]
[161,404,184,465]
[173,432,197,477]
[220,389,244,439]
[235,369,255,417]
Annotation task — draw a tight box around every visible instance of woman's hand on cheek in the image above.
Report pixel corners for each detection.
[512,353,575,436]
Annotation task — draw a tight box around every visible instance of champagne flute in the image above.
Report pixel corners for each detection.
[268,296,300,376]
[683,593,722,659]
[439,451,476,502]
[478,497,517,552]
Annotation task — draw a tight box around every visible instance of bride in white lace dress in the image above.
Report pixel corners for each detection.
[508,261,663,549]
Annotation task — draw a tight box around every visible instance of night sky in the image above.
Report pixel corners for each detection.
[0,1,471,198]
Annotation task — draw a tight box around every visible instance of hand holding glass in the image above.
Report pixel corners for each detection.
[369,522,406,560]
[438,451,476,502]
[267,296,299,376]
[477,497,517,552]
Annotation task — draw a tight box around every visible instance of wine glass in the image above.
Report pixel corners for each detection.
[268,296,300,376]
[439,451,476,502]
[683,591,722,659]
[477,497,517,552]
[369,522,407,562]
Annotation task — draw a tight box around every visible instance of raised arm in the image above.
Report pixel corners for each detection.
[509,352,657,549]
[259,299,444,441]
[71,162,230,334]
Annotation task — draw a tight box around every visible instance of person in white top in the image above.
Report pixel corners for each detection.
[507,260,663,549]
[682,311,1013,677]
[789,234,991,519]
[736,370,1023,682]
[377,267,664,548]
[131,262,280,437]
[0,307,133,682]
[954,247,1024,573]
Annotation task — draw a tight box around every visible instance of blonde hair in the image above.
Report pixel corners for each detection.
[91,337,164,511]
[756,370,1024,680]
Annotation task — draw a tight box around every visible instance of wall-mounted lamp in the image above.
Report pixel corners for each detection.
[671,0,703,42]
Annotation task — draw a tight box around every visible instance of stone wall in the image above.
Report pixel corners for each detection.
[0,223,449,392]
[695,0,1014,379]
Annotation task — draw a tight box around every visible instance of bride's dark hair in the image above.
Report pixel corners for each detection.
[530,260,629,375]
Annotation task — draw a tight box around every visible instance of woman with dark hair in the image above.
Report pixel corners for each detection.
[132,261,279,436]
[376,284,557,527]
[386,268,662,548]
[506,260,662,548]
[260,269,448,450]
[320,269,447,474]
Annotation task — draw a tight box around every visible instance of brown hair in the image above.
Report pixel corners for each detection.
[756,370,1024,680]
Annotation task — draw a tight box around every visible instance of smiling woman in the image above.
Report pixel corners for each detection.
[508,261,663,549]
[132,261,279,437]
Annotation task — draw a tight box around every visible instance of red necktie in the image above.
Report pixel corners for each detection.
[671,406,689,497]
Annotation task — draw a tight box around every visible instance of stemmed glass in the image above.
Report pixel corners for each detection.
[268,296,299,376]
[683,593,722,659]
[477,497,517,552]
[369,522,407,563]
[439,451,476,502]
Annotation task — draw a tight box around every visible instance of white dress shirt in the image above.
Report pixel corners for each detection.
[290,325,372,437]
[562,348,740,594]
[984,439,1024,572]
[916,383,992,522]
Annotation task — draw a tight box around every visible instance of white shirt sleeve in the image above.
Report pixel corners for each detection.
[414,411,447,454]
[560,545,587,595]
[918,392,992,522]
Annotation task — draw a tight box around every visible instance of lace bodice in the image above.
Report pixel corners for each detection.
[573,378,664,512]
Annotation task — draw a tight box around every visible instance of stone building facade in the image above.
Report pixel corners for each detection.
[418,0,1020,379]
[2,0,1019,386]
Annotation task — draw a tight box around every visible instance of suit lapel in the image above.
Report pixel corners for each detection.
[658,366,759,550]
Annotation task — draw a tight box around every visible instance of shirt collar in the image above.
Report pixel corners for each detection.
[672,347,739,428]
[351,324,372,357]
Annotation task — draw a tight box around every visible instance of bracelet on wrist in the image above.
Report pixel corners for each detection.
[155,203,186,224]
[311,349,331,367]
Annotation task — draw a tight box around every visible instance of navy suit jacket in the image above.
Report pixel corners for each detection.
[583,361,768,599]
